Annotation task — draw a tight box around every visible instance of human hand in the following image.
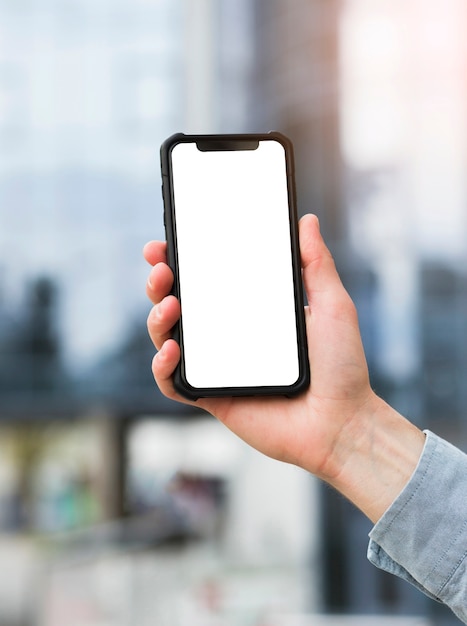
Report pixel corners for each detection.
[144,215,373,472]
[144,214,425,522]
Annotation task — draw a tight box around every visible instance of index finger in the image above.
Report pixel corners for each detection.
[143,240,167,266]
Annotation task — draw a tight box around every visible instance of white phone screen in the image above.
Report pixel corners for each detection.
[171,139,300,389]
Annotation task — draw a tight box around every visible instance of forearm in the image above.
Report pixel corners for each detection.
[319,394,426,523]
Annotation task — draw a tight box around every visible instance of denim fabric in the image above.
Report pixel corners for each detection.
[368,430,467,624]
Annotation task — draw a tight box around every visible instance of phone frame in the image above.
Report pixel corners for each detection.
[160,132,310,400]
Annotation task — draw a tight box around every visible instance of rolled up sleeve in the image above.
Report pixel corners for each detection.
[368,430,467,624]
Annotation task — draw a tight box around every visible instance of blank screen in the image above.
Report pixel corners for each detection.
[171,139,299,389]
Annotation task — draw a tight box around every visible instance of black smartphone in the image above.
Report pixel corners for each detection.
[160,132,309,400]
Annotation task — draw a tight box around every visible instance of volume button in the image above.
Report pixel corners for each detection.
[161,182,167,230]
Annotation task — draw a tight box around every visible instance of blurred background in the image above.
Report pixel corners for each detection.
[0,0,466,624]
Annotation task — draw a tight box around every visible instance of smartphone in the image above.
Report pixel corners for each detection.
[160,132,309,400]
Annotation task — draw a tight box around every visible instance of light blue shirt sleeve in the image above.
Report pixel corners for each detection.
[368,430,467,624]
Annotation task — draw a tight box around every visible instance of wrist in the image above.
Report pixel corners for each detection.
[322,394,426,523]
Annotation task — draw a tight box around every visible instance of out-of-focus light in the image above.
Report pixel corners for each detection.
[341,0,467,260]
[340,2,405,168]
[129,418,243,477]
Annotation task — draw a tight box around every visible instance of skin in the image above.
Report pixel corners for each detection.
[144,213,425,523]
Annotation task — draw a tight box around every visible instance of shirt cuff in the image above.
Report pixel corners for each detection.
[367,430,467,606]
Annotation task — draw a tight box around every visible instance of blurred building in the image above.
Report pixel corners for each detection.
[0,0,184,398]
[1,1,467,624]
[419,262,467,446]
[249,0,343,245]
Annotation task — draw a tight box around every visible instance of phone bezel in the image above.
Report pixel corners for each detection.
[160,132,310,400]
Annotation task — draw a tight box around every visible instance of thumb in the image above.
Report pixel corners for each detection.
[299,214,344,304]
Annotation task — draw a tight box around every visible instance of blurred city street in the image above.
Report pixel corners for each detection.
[1,0,467,623]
